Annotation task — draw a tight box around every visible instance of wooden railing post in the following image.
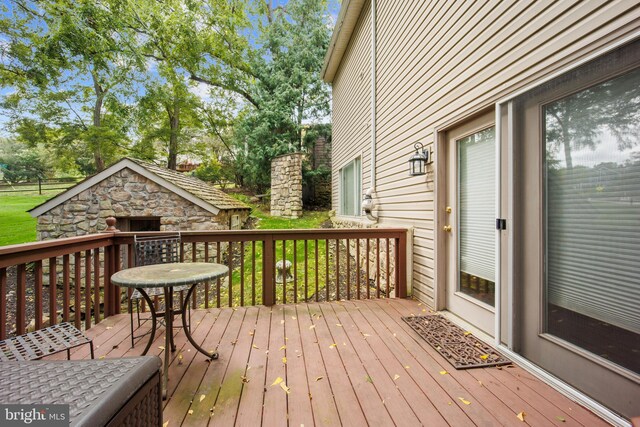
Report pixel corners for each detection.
[103,217,119,317]
[395,231,408,298]
[262,235,275,306]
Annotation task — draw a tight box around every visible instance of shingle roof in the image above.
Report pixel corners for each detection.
[130,159,249,210]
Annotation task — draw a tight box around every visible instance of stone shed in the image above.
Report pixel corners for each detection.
[29,158,251,239]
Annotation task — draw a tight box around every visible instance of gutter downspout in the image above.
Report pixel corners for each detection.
[365,0,379,222]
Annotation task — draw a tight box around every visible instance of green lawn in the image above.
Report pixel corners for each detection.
[0,192,54,246]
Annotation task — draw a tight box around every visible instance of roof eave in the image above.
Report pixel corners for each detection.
[321,0,367,83]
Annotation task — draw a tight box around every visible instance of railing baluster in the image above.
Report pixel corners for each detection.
[74,252,81,329]
[228,241,233,307]
[335,239,340,301]
[85,250,92,330]
[192,242,197,308]
[127,244,134,312]
[356,239,361,300]
[48,258,57,327]
[282,240,287,305]
[240,241,245,307]
[386,238,391,298]
[325,239,329,302]
[34,260,43,330]
[93,248,100,324]
[346,239,350,301]
[376,239,381,299]
[366,239,371,299]
[262,236,275,306]
[293,240,297,303]
[16,263,26,335]
[204,243,210,309]
[315,240,319,302]
[63,254,70,322]
[304,240,308,302]
[216,242,221,308]
[251,241,256,306]
[0,267,6,339]
[113,244,121,315]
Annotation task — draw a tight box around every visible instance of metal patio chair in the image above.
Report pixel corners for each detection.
[128,233,191,348]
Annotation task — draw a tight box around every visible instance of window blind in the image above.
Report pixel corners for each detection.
[458,127,496,283]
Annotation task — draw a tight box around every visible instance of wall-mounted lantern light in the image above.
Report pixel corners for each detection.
[409,142,429,176]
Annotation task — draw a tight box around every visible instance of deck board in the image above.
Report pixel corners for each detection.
[63,299,610,426]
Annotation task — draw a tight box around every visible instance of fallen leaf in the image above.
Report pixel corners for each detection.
[282,357,287,364]
[271,377,283,386]
[249,331,254,336]
[241,376,250,383]
[188,409,194,415]
[315,376,323,381]
[362,333,370,337]
[199,394,206,402]
[231,340,237,345]
[555,416,566,422]
[292,316,297,320]
[439,370,448,375]
[480,354,489,360]
[163,421,169,427]
[252,344,259,349]
[329,343,337,349]
[159,346,165,350]
[464,331,472,336]
[365,375,374,383]
[336,324,342,327]
[280,382,291,394]
[105,326,113,330]
[393,374,400,381]
[178,353,184,365]
[280,345,287,350]
[458,397,471,405]
[281,320,285,324]
[309,325,316,330]
[516,411,526,422]
[405,365,410,369]
[99,355,105,360]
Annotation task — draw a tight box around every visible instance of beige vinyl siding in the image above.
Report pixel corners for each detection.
[331,2,371,213]
[330,0,640,307]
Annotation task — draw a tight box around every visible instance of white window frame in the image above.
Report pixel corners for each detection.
[338,156,362,216]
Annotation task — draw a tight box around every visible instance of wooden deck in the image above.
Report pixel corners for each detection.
[61,299,609,426]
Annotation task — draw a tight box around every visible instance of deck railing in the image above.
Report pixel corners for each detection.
[0,221,407,339]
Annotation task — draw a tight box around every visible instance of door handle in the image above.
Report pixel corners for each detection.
[443,225,452,232]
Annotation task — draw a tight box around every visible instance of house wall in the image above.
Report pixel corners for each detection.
[330,0,640,307]
[37,168,249,240]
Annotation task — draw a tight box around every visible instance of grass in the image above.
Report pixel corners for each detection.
[220,195,333,306]
[0,191,61,246]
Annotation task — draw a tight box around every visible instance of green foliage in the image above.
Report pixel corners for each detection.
[0,139,51,183]
[233,0,332,191]
[192,158,235,185]
[0,0,333,185]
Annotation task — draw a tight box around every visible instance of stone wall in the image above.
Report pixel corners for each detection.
[37,168,249,240]
[270,153,303,219]
[331,216,398,297]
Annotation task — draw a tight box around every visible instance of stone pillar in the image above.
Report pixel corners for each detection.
[270,153,303,219]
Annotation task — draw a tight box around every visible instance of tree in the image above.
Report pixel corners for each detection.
[0,0,144,173]
[0,139,51,183]
[135,78,204,169]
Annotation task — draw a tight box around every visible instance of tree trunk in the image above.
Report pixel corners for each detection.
[92,76,106,172]
[562,101,573,170]
[167,103,180,170]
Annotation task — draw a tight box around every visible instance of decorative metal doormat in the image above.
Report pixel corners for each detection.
[402,315,511,369]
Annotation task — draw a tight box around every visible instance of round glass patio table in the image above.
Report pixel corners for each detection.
[111,262,228,398]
